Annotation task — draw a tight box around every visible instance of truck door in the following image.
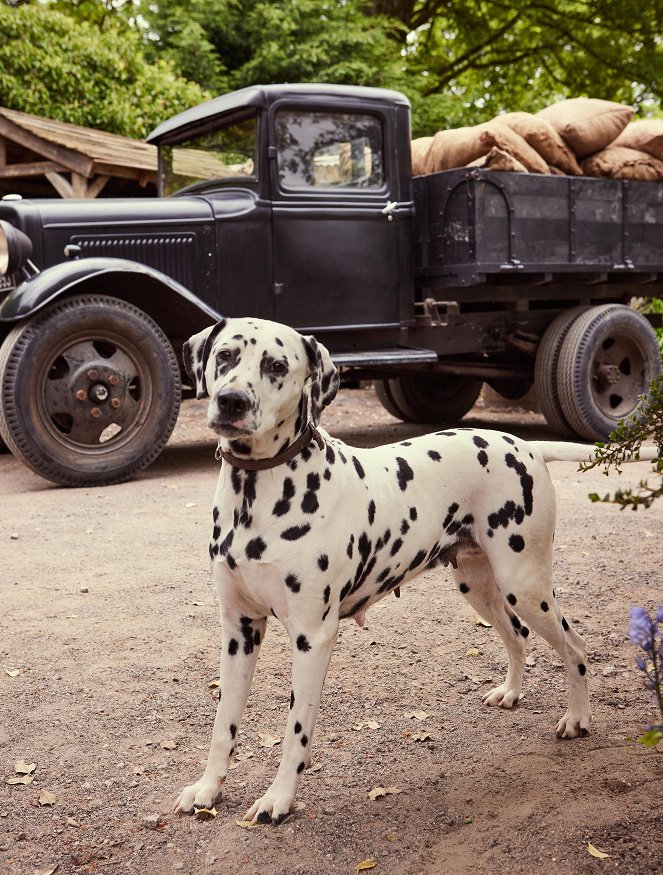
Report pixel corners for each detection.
[269,104,412,332]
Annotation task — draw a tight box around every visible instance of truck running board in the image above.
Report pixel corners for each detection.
[331,347,438,367]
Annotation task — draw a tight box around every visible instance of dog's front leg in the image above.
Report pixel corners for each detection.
[244,621,338,825]
[174,612,266,814]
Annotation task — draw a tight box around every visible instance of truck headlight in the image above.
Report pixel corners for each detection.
[0,220,33,276]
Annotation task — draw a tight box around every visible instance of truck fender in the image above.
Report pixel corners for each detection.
[0,257,221,338]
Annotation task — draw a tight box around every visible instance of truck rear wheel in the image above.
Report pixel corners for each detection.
[556,304,661,441]
[0,294,181,487]
[374,374,482,424]
[534,306,589,437]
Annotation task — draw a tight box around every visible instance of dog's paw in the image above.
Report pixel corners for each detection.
[173,776,225,815]
[482,683,521,709]
[244,787,294,826]
[555,710,592,739]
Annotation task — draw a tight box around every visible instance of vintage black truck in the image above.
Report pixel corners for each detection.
[0,83,661,486]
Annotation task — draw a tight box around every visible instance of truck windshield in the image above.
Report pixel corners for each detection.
[275,110,383,190]
[159,113,258,196]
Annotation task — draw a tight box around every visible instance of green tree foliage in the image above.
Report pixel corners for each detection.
[0,2,207,137]
[372,1,662,132]
[138,0,404,96]
[136,0,662,136]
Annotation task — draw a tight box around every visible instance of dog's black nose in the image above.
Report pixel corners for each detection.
[215,389,249,421]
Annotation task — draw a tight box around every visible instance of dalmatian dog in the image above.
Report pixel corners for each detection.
[174,316,657,825]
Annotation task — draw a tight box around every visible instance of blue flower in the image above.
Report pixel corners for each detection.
[629,606,654,651]
[657,606,663,625]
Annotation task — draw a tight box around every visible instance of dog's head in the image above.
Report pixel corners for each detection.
[183,318,339,440]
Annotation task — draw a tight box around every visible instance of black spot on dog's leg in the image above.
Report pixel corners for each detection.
[296,635,311,652]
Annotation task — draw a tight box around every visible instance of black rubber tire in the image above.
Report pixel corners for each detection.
[0,294,181,487]
[374,373,483,424]
[556,304,662,441]
[534,306,589,437]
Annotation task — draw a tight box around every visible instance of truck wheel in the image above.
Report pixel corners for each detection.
[0,294,181,487]
[534,306,589,437]
[374,374,482,424]
[556,304,662,441]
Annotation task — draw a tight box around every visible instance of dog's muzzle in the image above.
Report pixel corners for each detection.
[210,388,253,433]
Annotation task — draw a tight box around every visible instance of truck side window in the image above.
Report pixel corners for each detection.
[159,113,257,196]
[275,110,383,190]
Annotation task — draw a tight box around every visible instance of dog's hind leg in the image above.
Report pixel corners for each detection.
[451,550,528,709]
[488,547,591,738]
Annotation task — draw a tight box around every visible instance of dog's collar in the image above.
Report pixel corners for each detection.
[215,422,325,470]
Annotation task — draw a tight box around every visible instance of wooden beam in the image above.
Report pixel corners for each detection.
[0,161,61,178]
[45,170,73,198]
[0,115,93,177]
[85,174,111,198]
[0,136,6,166]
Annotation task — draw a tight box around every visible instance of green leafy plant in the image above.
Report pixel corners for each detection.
[580,373,663,510]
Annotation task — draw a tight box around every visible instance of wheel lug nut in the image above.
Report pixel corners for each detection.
[76,389,88,401]
[90,407,101,418]
[87,369,98,380]
[111,398,120,409]
[108,374,119,386]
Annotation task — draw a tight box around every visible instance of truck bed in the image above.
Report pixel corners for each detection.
[413,168,663,288]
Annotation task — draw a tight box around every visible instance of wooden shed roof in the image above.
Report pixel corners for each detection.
[0,107,158,198]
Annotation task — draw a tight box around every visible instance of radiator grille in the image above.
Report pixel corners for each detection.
[74,234,196,288]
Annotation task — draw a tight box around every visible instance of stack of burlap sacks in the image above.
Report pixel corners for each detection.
[411,97,663,181]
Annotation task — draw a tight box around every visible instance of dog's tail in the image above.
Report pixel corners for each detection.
[530,441,660,464]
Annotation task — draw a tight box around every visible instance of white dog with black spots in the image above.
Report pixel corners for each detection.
[174,316,657,825]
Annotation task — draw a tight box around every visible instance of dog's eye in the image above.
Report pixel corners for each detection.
[217,349,232,361]
[271,361,287,375]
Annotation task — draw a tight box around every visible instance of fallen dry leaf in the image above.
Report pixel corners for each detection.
[368,786,402,801]
[5,668,20,677]
[15,760,36,775]
[474,616,492,627]
[193,806,217,820]
[411,731,431,742]
[160,740,178,750]
[404,710,429,721]
[236,819,260,829]
[354,859,377,874]
[258,733,281,748]
[352,720,381,731]
[38,789,57,807]
[66,817,81,828]
[6,775,34,786]
[308,762,323,773]
[34,866,58,875]
[208,678,220,689]
[587,842,611,859]
[466,647,480,657]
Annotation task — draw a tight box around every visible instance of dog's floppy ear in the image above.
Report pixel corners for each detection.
[302,334,340,424]
[183,319,226,399]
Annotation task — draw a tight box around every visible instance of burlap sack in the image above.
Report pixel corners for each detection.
[411,137,434,175]
[478,124,550,173]
[421,126,488,173]
[537,98,634,158]
[494,111,582,174]
[422,122,548,175]
[581,146,663,181]
[469,146,528,173]
[613,119,663,161]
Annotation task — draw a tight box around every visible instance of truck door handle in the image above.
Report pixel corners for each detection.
[381,200,400,220]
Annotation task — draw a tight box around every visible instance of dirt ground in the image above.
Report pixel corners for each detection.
[2,386,662,875]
